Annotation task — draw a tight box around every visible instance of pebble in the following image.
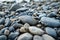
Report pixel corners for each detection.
[12,23,23,29]
[0,27,8,35]
[0,18,5,25]
[9,3,21,11]
[19,15,37,25]
[42,34,55,40]
[45,27,57,37]
[16,7,29,13]
[9,26,15,32]
[5,18,12,27]
[39,13,47,18]
[47,12,57,17]
[40,17,60,27]
[57,28,60,36]
[20,23,30,33]
[4,29,10,35]
[29,27,44,35]
[0,0,60,40]
[33,35,43,40]
[17,33,32,40]
[8,32,19,40]
[0,25,4,30]
[0,12,6,17]
[0,35,7,40]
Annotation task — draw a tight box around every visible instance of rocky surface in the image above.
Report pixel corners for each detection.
[0,0,60,40]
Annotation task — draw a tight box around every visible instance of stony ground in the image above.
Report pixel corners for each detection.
[0,0,60,40]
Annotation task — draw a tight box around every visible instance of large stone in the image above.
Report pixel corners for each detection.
[45,27,57,37]
[29,27,44,35]
[40,17,60,27]
[0,35,7,40]
[19,15,37,25]
[17,33,32,40]
[42,34,55,40]
[33,35,43,40]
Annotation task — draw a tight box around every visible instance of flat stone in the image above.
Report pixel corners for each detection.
[29,27,44,35]
[17,33,32,40]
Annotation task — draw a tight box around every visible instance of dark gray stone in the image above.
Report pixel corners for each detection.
[0,18,5,25]
[9,3,21,11]
[8,32,19,40]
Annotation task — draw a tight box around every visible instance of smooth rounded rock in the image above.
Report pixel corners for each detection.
[45,27,57,37]
[40,17,60,27]
[19,15,37,25]
[42,34,55,40]
[33,35,43,40]
[29,27,44,35]
[5,18,12,27]
[0,35,7,40]
[0,25,4,30]
[39,13,47,18]
[47,12,57,17]
[0,18,5,25]
[4,30,10,35]
[17,33,32,40]
[8,32,19,40]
